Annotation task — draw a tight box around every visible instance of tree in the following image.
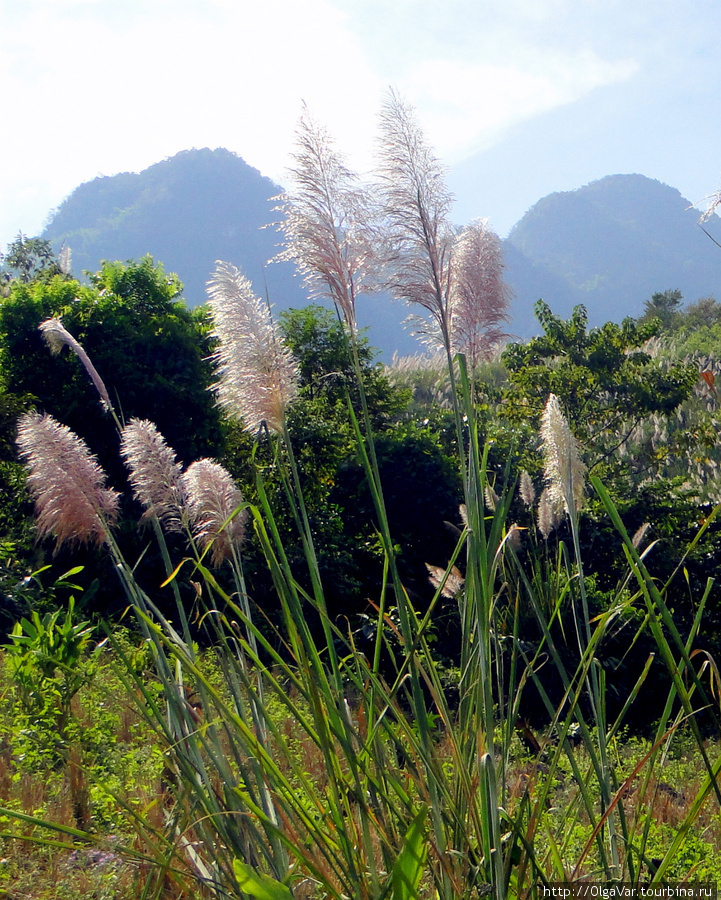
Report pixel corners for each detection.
[0,256,226,627]
[501,301,698,477]
[638,288,683,330]
[1,233,64,287]
[0,256,222,477]
[680,295,721,330]
[279,304,408,426]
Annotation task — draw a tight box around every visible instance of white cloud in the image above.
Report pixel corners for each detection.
[0,0,668,250]
[0,0,381,245]
[399,51,639,162]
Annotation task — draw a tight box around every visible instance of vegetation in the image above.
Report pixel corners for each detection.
[3,94,721,900]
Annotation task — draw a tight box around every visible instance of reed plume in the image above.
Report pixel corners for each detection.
[519,470,536,508]
[182,459,247,566]
[536,486,561,540]
[39,317,112,412]
[16,411,119,550]
[540,393,586,516]
[120,419,185,532]
[276,108,379,331]
[206,261,299,434]
[376,90,455,350]
[448,219,511,369]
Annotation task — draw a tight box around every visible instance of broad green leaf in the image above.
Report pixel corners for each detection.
[233,860,293,900]
[390,806,427,900]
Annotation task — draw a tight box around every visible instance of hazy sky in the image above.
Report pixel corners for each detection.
[2,0,720,251]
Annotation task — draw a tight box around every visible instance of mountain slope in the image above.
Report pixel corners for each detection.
[41,157,721,353]
[42,148,302,308]
[505,174,721,333]
[41,148,420,357]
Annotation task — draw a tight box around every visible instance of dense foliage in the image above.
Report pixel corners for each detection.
[3,220,721,895]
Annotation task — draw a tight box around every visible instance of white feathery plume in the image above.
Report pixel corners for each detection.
[484,484,499,511]
[120,419,185,532]
[182,459,247,566]
[39,317,112,412]
[276,108,379,331]
[448,220,511,370]
[537,487,561,540]
[459,504,468,527]
[17,411,119,550]
[539,394,586,516]
[57,244,72,275]
[699,189,721,224]
[425,563,465,599]
[376,90,455,347]
[206,261,299,434]
[519,470,536,508]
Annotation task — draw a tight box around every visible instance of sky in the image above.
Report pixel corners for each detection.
[2,0,721,252]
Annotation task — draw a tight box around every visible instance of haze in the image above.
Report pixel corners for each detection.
[2,0,720,250]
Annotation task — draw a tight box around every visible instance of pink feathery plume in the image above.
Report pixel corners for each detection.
[17,411,119,551]
[276,108,379,331]
[449,220,511,370]
[39,317,112,412]
[540,394,586,516]
[182,459,247,566]
[206,261,299,434]
[120,419,186,532]
[376,90,455,347]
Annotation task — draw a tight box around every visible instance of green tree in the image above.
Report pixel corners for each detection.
[0,257,224,626]
[683,295,721,330]
[638,288,683,330]
[279,305,408,426]
[501,300,698,477]
[1,233,63,286]
[0,256,222,474]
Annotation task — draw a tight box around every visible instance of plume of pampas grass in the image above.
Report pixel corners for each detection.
[632,522,651,550]
[537,487,561,540]
[39,317,112,412]
[57,244,72,276]
[425,563,464,599]
[182,459,247,566]
[16,411,119,550]
[448,220,511,369]
[376,90,454,347]
[519,470,536,508]
[276,108,379,331]
[206,261,299,434]
[484,484,499,511]
[699,188,721,224]
[120,419,185,532]
[540,394,586,516]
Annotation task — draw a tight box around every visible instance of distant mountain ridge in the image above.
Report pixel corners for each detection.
[41,152,721,354]
[42,147,303,309]
[505,173,721,336]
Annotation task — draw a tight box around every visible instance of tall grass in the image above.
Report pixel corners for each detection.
[6,322,721,897]
[5,101,721,897]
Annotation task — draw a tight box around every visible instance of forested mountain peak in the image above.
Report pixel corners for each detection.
[40,155,721,351]
[505,173,721,334]
[42,148,306,311]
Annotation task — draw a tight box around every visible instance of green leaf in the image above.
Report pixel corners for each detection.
[232,861,293,900]
[390,806,427,900]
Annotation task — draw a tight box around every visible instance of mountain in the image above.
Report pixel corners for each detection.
[42,147,302,307]
[505,173,721,336]
[41,148,419,358]
[41,154,721,354]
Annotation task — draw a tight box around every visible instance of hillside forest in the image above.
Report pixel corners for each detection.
[1,95,721,898]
